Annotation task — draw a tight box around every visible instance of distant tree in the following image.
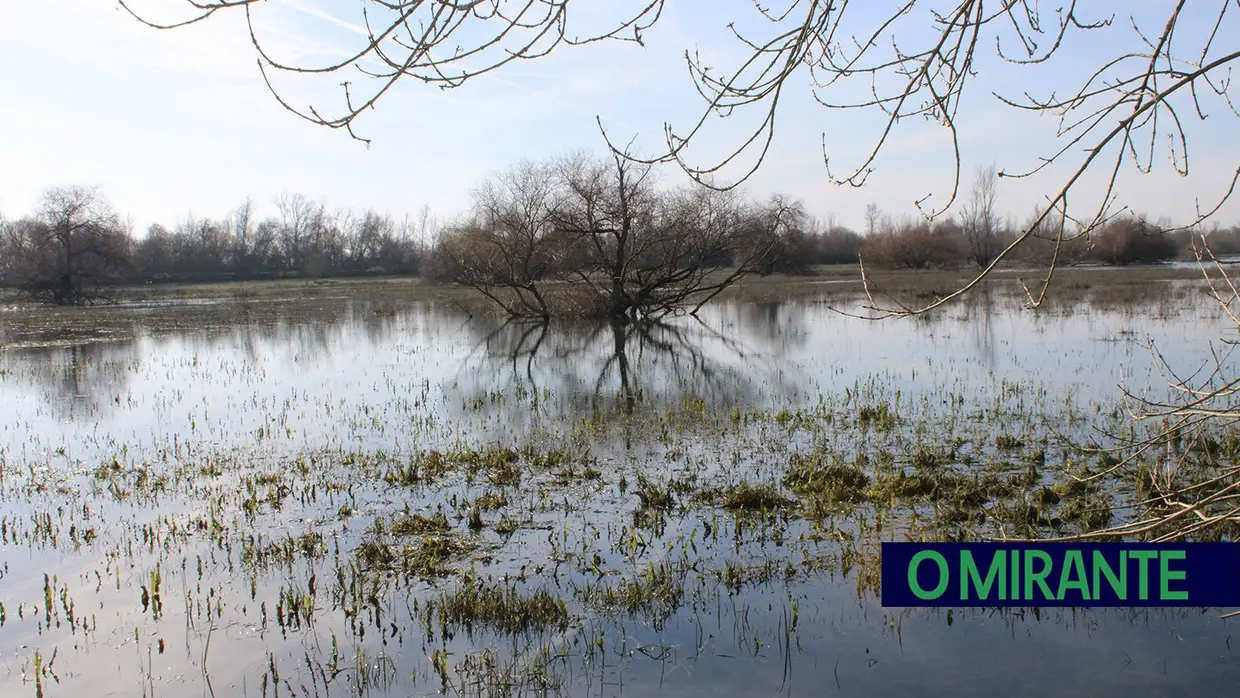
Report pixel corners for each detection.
[1202,225,1240,257]
[1009,206,1088,267]
[864,203,883,238]
[738,194,811,276]
[0,213,13,289]
[962,164,1000,267]
[414,204,437,260]
[758,206,817,274]
[274,193,325,276]
[1087,215,1180,265]
[250,218,282,277]
[861,219,965,271]
[132,223,176,282]
[229,198,257,278]
[813,223,863,265]
[175,216,231,280]
[2,186,131,305]
[0,209,9,287]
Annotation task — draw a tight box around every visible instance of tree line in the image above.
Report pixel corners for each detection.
[0,186,426,304]
[855,208,1207,270]
[4,165,1239,307]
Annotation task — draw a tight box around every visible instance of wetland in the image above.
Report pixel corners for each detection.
[1,269,1239,697]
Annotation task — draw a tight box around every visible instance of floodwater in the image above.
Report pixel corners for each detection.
[0,279,1238,697]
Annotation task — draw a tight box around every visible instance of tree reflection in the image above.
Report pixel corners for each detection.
[1,298,421,422]
[965,283,997,368]
[2,339,140,419]
[450,304,811,444]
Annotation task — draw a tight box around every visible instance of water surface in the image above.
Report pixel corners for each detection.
[0,280,1237,697]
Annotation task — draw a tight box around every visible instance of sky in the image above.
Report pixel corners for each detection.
[1,0,1237,237]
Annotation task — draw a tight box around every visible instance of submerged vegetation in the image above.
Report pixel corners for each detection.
[0,278,1238,695]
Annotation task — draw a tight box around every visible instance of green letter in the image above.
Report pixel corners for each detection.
[1130,551,1158,600]
[1011,547,1021,599]
[962,550,1006,601]
[1160,550,1188,601]
[1024,550,1055,601]
[909,551,949,600]
[1058,550,1090,601]
[1092,551,1126,600]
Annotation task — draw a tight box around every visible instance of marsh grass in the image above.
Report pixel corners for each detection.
[697,481,797,512]
[633,475,675,509]
[382,446,584,490]
[241,530,327,569]
[782,447,870,504]
[390,511,451,536]
[430,574,570,636]
[996,434,1026,451]
[449,645,569,698]
[858,403,896,431]
[580,560,687,626]
[357,517,475,576]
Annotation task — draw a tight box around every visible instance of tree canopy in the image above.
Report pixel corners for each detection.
[428,151,803,321]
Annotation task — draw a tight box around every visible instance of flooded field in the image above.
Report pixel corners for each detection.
[1,277,1239,697]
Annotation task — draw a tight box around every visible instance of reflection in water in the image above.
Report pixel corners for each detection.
[6,341,139,419]
[966,283,998,367]
[455,313,803,415]
[1,281,1238,698]
[444,313,810,452]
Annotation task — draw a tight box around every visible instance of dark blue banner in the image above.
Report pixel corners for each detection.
[880,542,1240,607]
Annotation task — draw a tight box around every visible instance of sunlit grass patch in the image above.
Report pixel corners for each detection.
[782,447,870,504]
[358,515,476,576]
[696,481,797,512]
[579,560,687,626]
[390,511,451,536]
[633,475,676,509]
[429,574,570,636]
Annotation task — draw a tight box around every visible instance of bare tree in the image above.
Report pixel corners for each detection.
[344,210,386,271]
[961,164,1000,267]
[556,151,803,321]
[433,152,795,321]
[0,209,10,289]
[432,159,564,318]
[274,192,329,276]
[230,197,256,277]
[864,203,883,238]
[414,204,436,260]
[3,186,131,305]
[549,150,663,320]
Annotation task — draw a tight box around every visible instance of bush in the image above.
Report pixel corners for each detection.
[860,222,966,269]
[1086,216,1179,265]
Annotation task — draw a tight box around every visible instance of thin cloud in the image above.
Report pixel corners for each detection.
[277,0,372,37]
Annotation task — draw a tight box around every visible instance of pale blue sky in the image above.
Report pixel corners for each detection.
[1,1,1236,236]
